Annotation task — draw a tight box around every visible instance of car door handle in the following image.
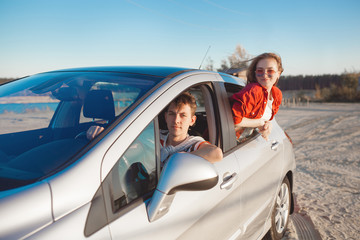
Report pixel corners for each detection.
[220,173,238,190]
[271,141,280,151]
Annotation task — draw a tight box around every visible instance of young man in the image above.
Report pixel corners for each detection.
[86,92,223,164]
[160,92,223,165]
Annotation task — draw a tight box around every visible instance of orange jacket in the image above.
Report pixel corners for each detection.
[231,83,282,124]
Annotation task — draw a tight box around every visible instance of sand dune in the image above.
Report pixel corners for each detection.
[276,103,360,239]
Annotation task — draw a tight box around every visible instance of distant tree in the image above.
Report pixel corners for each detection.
[204,57,215,71]
[321,73,360,102]
[217,44,250,72]
[0,78,15,85]
[278,72,360,102]
[218,59,229,72]
[278,74,342,90]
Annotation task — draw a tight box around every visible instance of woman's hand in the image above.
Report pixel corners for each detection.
[258,121,272,141]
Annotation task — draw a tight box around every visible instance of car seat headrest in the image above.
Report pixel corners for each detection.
[83,90,115,121]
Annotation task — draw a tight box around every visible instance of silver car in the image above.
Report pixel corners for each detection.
[0,67,295,240]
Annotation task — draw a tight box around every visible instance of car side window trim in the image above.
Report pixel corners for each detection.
[86,120,157,236]
[213,82,238,152]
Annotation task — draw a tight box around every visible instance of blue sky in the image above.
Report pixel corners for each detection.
[1,0,359,78]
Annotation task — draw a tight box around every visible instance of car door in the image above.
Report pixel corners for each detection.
[234,133,284,239]
[96,74,243,240]
[220,81,284,239]
[175,83,242,240]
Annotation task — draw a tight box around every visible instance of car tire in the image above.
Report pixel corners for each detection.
[264,177,291,240]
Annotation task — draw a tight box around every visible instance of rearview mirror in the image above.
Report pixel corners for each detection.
[147,153,218,222]
[52,87,80,101]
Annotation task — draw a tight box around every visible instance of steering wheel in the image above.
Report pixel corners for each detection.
[75,131,87,140]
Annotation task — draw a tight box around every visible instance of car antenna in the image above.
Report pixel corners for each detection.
[199,45,211,70]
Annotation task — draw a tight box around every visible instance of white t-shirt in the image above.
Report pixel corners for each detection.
[160,130,207,151]
[262,98,273,121]
[160,130,208,163]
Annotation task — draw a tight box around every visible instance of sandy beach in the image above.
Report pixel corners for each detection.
[276,103,360,240]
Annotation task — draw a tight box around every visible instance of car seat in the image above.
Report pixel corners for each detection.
[83,89,115,122]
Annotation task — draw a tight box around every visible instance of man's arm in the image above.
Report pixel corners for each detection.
[190,143,223,163]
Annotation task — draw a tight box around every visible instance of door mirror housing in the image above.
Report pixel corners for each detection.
[147,152,218,222]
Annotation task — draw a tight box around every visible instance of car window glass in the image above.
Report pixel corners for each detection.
[0,72,161,190]
[104,121,157,213]
[224,82,258,144]
[0,90,60,134]
[189,87,209,140]
[79,82,142,123]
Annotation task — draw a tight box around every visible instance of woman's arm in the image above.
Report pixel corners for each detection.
[235,118,273,141]
[234,117,265,131]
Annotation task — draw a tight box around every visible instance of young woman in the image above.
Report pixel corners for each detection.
[231,52,284,141]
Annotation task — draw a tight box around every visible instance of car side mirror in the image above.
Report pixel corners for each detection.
[146,152,218,222]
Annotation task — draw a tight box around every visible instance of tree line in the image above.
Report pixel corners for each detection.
[0,78,15,85]
[278,74,343,90]
[278,73,360,102]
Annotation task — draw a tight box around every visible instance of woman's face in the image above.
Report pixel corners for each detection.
[255,58,281,91]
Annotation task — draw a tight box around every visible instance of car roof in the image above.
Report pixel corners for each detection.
[40,66,246,86]
[46,66,193,78]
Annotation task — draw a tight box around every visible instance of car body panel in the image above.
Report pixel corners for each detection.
[234,127,284,239]
[49,66,190,78]
[28,202,111,240]
[0,182,52,239]
[47,147,103,221]
[0,66,295,240]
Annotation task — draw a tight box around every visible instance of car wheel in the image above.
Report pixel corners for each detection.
[264,177,291,240]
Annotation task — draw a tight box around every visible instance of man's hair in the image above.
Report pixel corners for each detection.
[167,92,197,116]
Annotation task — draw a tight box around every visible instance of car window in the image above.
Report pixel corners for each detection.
[189,87,210,140]
[224,82,258,144]
[0,90,60,134]
[103,121,157,214]
[0,71,161,190]
[158,84,218,145]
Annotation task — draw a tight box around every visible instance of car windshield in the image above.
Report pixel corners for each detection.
[0,71,162,191]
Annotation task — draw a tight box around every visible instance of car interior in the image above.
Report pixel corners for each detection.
[0,85,119,190]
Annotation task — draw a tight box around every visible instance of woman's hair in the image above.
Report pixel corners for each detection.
[246,52,284,85]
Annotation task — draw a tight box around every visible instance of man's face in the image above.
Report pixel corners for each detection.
[165,102,196,140]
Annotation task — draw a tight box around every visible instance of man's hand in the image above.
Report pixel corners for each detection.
[86,125,105,140]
